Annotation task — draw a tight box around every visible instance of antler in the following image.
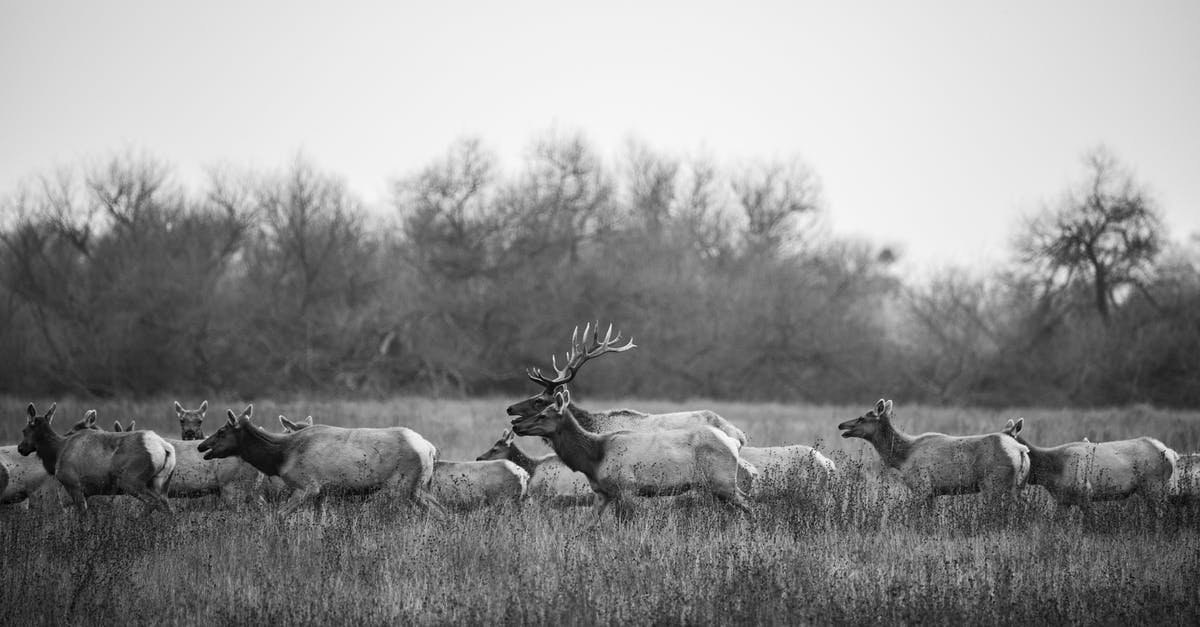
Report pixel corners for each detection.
[526,321,637,390]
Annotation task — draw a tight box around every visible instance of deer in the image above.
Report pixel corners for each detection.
[175,401,208,441]
[279,415,528,509]
[507,322,749,446]
[197,405,442,516]
[837,399,1029,502]
[19,404,176,515]
[510,388,754,524]
[476,429,594,506]
[1001,417,1178,511]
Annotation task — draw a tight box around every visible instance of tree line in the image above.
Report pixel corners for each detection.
[1,137,1195,407]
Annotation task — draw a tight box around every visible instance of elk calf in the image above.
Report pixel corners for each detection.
[477,429,594,506]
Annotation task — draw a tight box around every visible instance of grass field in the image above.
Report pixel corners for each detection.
[3,396,1200,625]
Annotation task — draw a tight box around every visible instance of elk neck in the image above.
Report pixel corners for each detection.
[502,441,549,475]
[1013,435,1056,486]
[865,420,916,469]
[30,424,67,475]
[564,402,603,433]
[545,408,606,480]
[234,424,288,476]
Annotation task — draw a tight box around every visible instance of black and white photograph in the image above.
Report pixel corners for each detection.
[2,1,1198,624]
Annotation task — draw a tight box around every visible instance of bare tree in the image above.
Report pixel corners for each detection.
[731,158,821,256]
[1018,147,1163,322]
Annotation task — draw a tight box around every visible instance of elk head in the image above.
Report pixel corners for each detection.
[511,388,572,438]
[18,402,56,456]
[175,400,208,440]
[197,405,252,460]
[506,322,636,418]
[64,409,101,435]
[476,429,516,461]
[838,398,894,440]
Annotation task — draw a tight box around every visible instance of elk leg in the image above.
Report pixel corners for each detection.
[279,484,319,517]
[589,492,611,526]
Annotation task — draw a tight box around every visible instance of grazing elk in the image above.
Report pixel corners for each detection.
[197,405,442,516]
[19,404,176,515]
[507,323,749,446]
[175,401,208,440]
[1001,418,1178,510]
[739,444,837,501]
[476,429,595,506]
[511,388,754,523]
[279,415,527,508]
[837,399,1029,500]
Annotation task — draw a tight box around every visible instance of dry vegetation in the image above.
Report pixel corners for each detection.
[3,397,1199,625]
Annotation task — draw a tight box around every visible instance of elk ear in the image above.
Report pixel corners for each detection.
[1014,417,1023,434]
[555,388,570,410]
[874,399,886,414]
[1003,418,1014,432]
[226,410,238,427]
[27,403,36,420]
[242,404,253,418]
[128,420,136,431]
[278,415,290,431]
[46,403,57,421]
[304,416,313,425]
[84,410,97,426]
[199,400,208,414]
[113,421,124,432]
[174,401,184,415]
[882,400,894,416]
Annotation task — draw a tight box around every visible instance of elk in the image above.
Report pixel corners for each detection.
[175,401,208,440]
[1001,418,1178,509]
[2,443,65,510]
[507,322,749,446]
[739,444,837,501]
[18,404,176,515]
[197,405,442,516]
[113,420,136,432]
[1172,453,1200,505]
[837,399,1029,500]
[280,416,528,509]
[476,429,594,506]
[510,388,753,523]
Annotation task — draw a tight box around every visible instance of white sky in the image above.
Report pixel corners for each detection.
[2,0,1198,275]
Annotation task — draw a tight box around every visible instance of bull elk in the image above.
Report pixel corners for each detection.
[837,399,1029,500]
[197,405,442,516]
[508,322,748,445]
[18,404,176,515]
[510,388,753,523]
[1002,418,1178,510]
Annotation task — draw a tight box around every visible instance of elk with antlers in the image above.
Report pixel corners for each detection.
[508,322,749,445]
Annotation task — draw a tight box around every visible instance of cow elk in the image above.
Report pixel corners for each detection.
[197,405,442,516]
[739,444,837,501]
[837,399,1029,501]
[175,401,208,441]
[1002,417,1178,510]
[510,388,753,523]
[18,404,176,515]
[279,415,527,509]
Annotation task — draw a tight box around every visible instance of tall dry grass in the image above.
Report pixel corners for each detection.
[2,397,1199,624]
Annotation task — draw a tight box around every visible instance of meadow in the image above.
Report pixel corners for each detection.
[3,396,1199,625]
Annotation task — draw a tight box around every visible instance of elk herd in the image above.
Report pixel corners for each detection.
[2,322,1197,524]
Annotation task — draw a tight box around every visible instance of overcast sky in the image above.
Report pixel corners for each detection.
[2,1,1197,274]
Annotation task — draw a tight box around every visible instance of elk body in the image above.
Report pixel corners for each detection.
[477,429,594,506]
[197,406,441,516]
[511,389,753,522]
[1002,418,1178,508]
[111,419,260,505]
[838,399,1029,499]
[1171,453,1200,505]
[18,404,176,514]
[739,444,837,501]
[280,416,527,509]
